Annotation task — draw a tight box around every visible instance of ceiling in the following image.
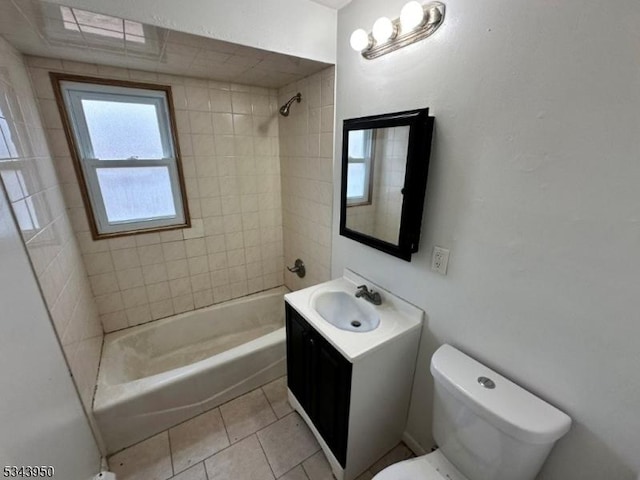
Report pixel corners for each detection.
[309,0,352,9]
[0,0,331,88]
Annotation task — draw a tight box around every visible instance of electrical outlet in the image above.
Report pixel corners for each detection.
[431,246,450,275]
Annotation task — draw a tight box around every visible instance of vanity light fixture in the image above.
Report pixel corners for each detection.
[372,16,396,43]
[350,1,445,60]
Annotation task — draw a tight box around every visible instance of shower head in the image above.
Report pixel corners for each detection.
[279,92,302,117]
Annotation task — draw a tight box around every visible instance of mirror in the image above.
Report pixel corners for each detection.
[340,109,434,261]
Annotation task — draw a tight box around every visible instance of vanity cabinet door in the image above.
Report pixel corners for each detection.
[309,332,352,467]
[286,303,312,411]
[285,302,352,468]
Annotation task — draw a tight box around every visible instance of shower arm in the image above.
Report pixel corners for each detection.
[279,93,302,116]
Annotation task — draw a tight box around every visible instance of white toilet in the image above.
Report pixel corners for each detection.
[374,344,571,480]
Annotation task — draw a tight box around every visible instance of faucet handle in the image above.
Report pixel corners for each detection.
[356,284,369,292]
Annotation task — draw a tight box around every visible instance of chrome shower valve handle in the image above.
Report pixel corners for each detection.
[287,259,306,278]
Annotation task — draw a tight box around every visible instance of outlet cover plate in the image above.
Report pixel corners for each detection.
[431,246,450,275]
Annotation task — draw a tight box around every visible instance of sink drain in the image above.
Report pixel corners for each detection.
[351,320,362,328]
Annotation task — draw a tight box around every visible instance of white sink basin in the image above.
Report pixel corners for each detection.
[313,291,380,332]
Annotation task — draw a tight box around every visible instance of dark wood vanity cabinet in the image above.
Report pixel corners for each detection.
[285,302,352,467]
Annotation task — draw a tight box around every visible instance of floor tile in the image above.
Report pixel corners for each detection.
[257,412,320,477]
[204,434,274,480]
[302,451,333,480]
[170,463,207,480]
[220,388,277,442]
[169,408,230,473]
[279,465,309,480]
[262,376,293,418]
[109,432,173,480]
[369,443,414,475]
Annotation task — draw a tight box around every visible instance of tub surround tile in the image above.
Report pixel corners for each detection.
[301,451,333,480]
[169,463,207,480]
[220,389,277,443]
[278,67,335,293]
[109,432,173,480]
[262,376,293,419]
[169,408,230,474]
[257,412,320,477]
[204,435,274,480]
[1,41,103,441]
[27,57,286,332]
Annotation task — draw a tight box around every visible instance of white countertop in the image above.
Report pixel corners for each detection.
[284,269,424,361]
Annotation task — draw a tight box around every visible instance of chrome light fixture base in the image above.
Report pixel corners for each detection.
[361,2,445,60]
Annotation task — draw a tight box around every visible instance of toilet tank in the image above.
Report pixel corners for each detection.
[430,345,571,480]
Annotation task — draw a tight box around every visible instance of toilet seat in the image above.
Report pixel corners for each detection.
[372,450,468,480]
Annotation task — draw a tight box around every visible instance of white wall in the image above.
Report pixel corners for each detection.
[334,1,640,479]
[0,183,100,478]
[45,0,337,64]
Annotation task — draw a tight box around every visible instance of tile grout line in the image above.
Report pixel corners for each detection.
[255,432,278,479]
[196,409,300,476]
[259,385,279,420]
[217,405,233,446]
[280,464,310,480]
[297,447,323,477]
[219,388,283,446]
[167,429,176,478]
[110,378,291,476]
[171,409,230,478]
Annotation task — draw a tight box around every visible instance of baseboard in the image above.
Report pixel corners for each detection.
[402,431,428,456]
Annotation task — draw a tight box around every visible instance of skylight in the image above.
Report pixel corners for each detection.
[59,6,145,43]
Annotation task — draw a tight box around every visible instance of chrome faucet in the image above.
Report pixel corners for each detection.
[355,285,382,305]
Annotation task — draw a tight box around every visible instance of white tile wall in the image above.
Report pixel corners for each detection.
[278,67,335,290]
[0,40,103,416]
[27,57,285,332]
[372,126,407,244]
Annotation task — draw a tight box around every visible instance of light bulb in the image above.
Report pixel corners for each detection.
[350,28,371,52]
[372,17,395,44]
[400,1,425,32]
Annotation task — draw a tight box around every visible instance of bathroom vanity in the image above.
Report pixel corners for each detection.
[284,270,423,480]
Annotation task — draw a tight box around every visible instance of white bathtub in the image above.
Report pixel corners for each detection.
[94,287,287,454]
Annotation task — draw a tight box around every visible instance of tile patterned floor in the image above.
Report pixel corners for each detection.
[108,376,414,480]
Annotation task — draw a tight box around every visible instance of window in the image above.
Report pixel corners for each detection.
[346,129,374,206]
[52,74,189,238]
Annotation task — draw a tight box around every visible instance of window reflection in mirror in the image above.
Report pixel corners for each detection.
[346,129,374,206]
[345,126,409,245]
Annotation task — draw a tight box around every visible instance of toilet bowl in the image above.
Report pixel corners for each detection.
[374,449,467,480]
[373,345,571,480]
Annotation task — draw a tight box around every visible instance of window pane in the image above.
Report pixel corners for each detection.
[96,166,176,223]
[82,99,164,159]
[348,129,371,159]
[347,163,366,199]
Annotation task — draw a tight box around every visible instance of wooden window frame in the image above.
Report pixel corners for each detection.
[50,73,190,240]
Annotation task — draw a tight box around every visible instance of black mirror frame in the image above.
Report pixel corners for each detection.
[340,108,434,262]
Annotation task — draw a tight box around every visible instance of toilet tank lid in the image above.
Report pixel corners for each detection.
[430,344,571,444]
